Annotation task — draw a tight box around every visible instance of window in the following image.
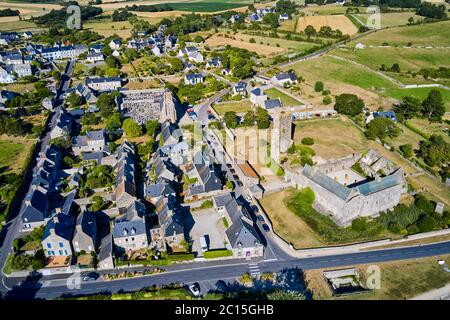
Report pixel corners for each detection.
[59,250,63,255]
[59,242,64,248]
[47,243,52,249]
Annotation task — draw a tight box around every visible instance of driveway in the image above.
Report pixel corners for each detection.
[184,208,228,257]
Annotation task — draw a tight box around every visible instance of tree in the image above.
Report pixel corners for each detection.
[193,35,204,43]
[304,25,316,36]
[314,81,324,92]
[394,96,422,120]
[97,93,116,119]
[122,118,143,137]
[223,111,238,129]
[422,89,445,122]
[419,134,450,167]
[106,112,122,131]
[242,110,255,127]
[66,92,83,107]
[400,144,413,158]
[334,94,364,117]
[262,13,279,29]
[81,112,98,126]
[366,117,401,141]
[255,107,270,129]
[145,119,159,137]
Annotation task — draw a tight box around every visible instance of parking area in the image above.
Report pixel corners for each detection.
[185,208,228,257]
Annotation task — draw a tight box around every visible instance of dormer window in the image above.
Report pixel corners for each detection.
[123,228,128,236]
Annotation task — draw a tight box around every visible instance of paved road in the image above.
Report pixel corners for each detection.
[2,240,450,299]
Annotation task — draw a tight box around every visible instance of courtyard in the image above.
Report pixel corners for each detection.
[183,207,228,257]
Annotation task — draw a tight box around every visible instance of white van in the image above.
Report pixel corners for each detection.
[200,236,208,252]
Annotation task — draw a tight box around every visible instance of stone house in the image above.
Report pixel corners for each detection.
[72,210,97,253]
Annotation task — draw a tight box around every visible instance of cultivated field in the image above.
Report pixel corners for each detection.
[84,20,135,38]
[0,1,61,18]
[205,34,285,56]
[296,15,358,35]
[259,188,325,249]
[226,32,318,52]
[303,4,358,15]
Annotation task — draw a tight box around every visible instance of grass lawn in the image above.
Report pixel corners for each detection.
[305,255,450,300]
[0,136,35,174]
[213,100,252,115]
[76,254,94,267]
[259,188,325,248]
[303,4,357,15]
[265,88,302,106]
[293,117,368,160]
[357,20,450,47]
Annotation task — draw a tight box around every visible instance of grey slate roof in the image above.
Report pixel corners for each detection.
[356,173,403,196]
[42,212,75,241]
[274,72,297,82]
[302,165,352,201]
[22,188,50,223]
[264,99,281,110]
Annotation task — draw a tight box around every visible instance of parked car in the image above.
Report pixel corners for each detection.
[257,215,265,222]
[188,283,201,297]
[262,224,270,232]
[245,195,252,202]
[82,272,99,282]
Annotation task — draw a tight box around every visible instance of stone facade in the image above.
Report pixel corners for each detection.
[270,111,293,162]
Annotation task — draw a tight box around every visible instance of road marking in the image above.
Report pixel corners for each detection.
[248,263,260,276]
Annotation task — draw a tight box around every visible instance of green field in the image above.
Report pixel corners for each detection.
[287,55,395,91]
[384,87,450,111]
[356,20,450,47]
[357,12,421,28]
[265,88,302,106]
[333,47,450,72]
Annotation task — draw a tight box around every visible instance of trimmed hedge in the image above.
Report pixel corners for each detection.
[405,121,430,139]
[203,249,233,259]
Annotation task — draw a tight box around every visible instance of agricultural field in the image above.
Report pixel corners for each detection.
[205,33,285,56]
[354,20,450,47]
[304,255,450,300]
[213,99,252,115]
[0,1,61,19]
[227,32,318,52]
[296,15,358,35]
[302,4,359,16]
[333,47,450,74]
[357,12,421,28]
[0,18,41,32]
[84,20,135,38]
[265,88,302,106]
[285,55,397,109]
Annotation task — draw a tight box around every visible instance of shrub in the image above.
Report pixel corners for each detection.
[400,144,413,158]
[301,137,314,145]
[314,81,324,92]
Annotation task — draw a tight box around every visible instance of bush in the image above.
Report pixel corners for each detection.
[399,144,413,158]
[322,95,332,105]
[314,81,324,92]
[301,137,314,145]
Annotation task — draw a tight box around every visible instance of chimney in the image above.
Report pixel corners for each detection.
[55,207,62,214]
[53,215,59,224]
